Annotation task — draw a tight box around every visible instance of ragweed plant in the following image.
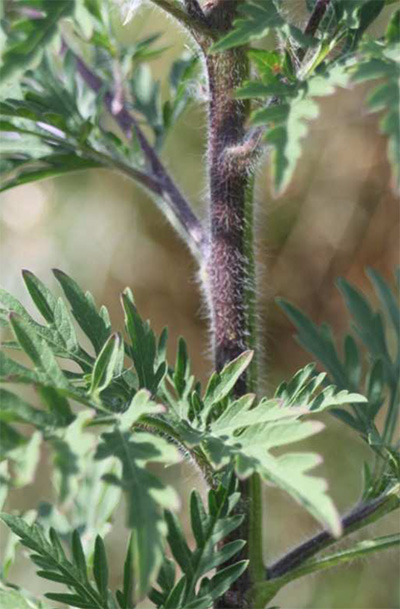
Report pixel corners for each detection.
[0,1,399,608]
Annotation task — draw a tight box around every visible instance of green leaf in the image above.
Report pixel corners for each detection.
[121,291,167,393]
[203,351,253,414]
[173,336,192,398]
[161,479,245,607]
[352,39,400,190]
[93,536,109,600]
[53,269,111,354]
[252,62,350,194]
[182,362,361,535]
[0,423,26,460]
[44,593,95,608]
[249,450,341,535]
[8,313,73,419]
[1,508,36,577]
[207,539,246,571]
[22,270,57,323]
[0,0,75,85]
[53,297,80,354]
[208,560,248,601]
[278,269,398,478]
[6,431,42,488]
[50,411,95,503]
[337,278,395,382]
[0,278,91,369]
[344,334,362,389]
[277,299,348,388]
[0,515,105,609]
[118,389,164,430]
[90,333,124,395]
[333,0,385,32]
[0,389,54,427]
[367,268,400,341]
[95,428,180,599]
[236,81,297,99]
[156,555,176,594]
[190,490,208,547]
[71,530,89,582]
[164,576,187,609]
[116,533,135,609]
[366,359,385,415]
[7,324,65,390]
[0,154,101,193]
[165,510,194,577]
[0,351,39,384]
[247,49,285,82]
[210,0,315,53]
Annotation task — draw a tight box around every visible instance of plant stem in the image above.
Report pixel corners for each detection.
[304,0,332,37]
[203,34,263,607]
[183,0,210,27]
[67,46,208,258]
[278,533,400,581]
[149,0,213,37]
[266,484,400,580]
[255,532,400,607]
[205,47,251,380]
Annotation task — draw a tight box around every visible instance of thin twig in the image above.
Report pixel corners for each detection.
[297,0,332,62]
[304,0,332,37]
[148,0,212,35]
[70,49,208,256]
[266,487,400,580]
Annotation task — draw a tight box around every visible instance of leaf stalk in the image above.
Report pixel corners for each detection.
[266,485,400,580]
[68,45,209,258]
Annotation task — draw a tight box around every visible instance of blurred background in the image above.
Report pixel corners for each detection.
[1,3,399,608]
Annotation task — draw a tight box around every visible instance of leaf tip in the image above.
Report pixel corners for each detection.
[52,268,66,279]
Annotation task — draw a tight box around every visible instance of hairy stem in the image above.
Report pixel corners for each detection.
[203,37,262,608]
[255,532,400,607]
[68,47,208,257]
[205,48,251,377]
[266,485,400,580]
[278,533,399,581]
